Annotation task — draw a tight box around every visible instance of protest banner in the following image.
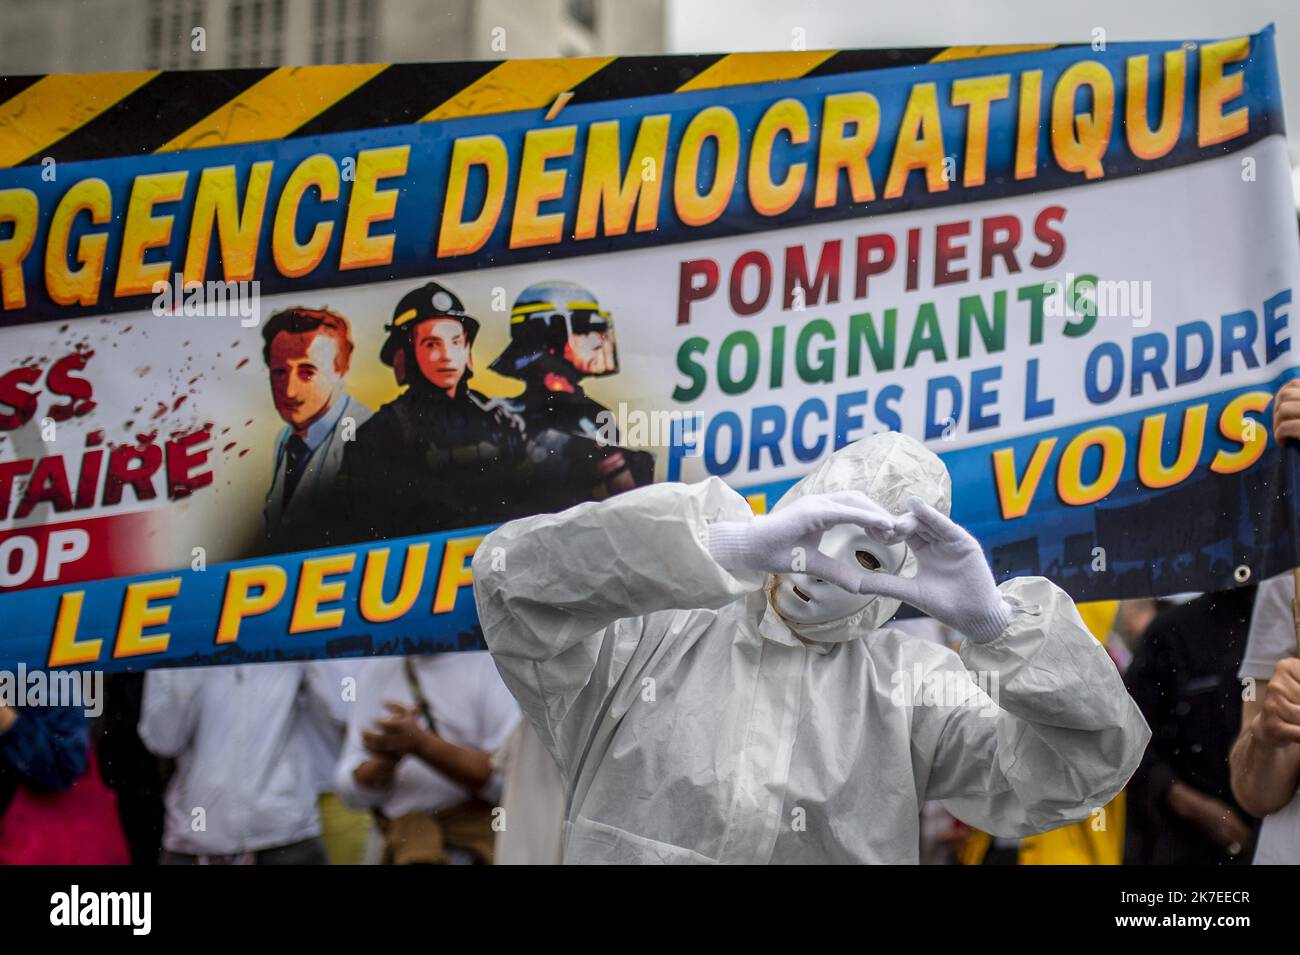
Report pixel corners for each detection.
[0,28,1292,671]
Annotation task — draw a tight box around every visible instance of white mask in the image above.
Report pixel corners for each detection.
[771,522,908,627]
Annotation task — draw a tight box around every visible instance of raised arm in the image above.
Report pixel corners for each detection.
[858,496,1149,835]
[471,478,763,764]
[1230,574,1300,816]
[474,479,763,640]
[915,577,1150,836]
[1231,662,1300,816]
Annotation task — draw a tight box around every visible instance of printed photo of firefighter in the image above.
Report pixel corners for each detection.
[325,281,527,545]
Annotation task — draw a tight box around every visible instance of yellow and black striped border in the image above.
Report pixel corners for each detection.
[0,45,1064,169]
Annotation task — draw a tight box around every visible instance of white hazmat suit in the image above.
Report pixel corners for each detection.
[473,432,1150,864]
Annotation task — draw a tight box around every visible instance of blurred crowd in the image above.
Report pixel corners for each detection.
[2,379,1299,865]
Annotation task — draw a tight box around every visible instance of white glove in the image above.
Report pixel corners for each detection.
[860,495,1014,644]
[707,492,899,592]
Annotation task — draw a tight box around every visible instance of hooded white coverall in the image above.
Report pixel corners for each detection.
[473,433,1151,864]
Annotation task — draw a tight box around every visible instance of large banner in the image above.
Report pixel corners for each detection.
[0,28,1294,673]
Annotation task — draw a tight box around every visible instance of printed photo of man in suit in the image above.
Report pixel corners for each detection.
[261,307,373,553]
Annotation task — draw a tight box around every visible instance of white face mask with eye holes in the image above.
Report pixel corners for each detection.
[771,522,909,628]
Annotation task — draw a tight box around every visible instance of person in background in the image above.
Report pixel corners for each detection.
[1126,588,1259,864]
[334,653,519,865]
[301,658,378,865]
[1104,598,1159,673]
[1228,377,1300,863]
[0,700,87,811]
[0,699,129,864]
[493,719,566,865]
[140,662,341,865]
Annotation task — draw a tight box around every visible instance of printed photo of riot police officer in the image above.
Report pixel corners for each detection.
[490,281,653,513]
[327,281,526,544]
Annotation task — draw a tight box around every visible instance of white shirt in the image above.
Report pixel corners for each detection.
[300,658,383,793]
[333,653,520,818]
[139,661,341,855]
[1237,572,1300,864]
[494,720,566,865]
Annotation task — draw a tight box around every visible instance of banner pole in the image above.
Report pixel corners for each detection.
[1289,431,1300,657]
[1292,566,1300,658]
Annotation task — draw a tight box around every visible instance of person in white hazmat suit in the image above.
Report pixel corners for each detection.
[472,432,1151,864]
